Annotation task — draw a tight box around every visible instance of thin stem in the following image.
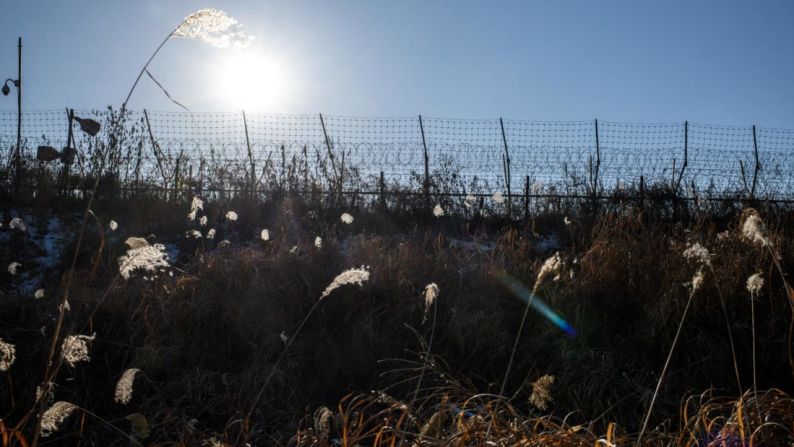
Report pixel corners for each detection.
[708,264,743,395]
[750,292,761,420]
[499,291,533,399]
[484,285,535,439]
[122,31,177,110]
[412,301,438,405]
[637,286,696,447]
[240,299,323,442]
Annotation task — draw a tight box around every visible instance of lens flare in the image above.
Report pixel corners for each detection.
[498,271,577,338]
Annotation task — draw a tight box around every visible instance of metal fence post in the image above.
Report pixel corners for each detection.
[242,110,255,196]
[379,170,386,210]
[593,118,601,196]
[418,115,430,204]
[499,117,512,217]
[143,109,168,189]
[62,108,74,198]
[675,121,688,190]
[751,124,761,199]
[524,176,529,220]
[319,113,340,195]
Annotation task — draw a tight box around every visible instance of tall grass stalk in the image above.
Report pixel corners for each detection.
[708,265,743,395]
[636,279,699,447]
[240,299,322,442]
[240,267,369,443]
[411,298,438,405]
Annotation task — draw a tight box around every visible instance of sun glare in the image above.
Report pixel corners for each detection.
[213,50,291,111]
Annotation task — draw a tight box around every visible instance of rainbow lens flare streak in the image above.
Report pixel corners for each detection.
[498,272,577,338]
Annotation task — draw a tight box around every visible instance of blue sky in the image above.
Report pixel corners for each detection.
[1,1,792,127]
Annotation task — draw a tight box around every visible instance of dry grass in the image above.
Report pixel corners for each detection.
[0,195,793,445]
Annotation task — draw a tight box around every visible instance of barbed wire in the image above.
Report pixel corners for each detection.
[1,109,792,199]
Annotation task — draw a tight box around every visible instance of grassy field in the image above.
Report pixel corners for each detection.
[1,190,793,446]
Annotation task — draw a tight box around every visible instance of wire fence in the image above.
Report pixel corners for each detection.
[1,109,793,201]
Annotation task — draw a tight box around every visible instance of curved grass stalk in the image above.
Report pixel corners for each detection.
[636,286,696,447]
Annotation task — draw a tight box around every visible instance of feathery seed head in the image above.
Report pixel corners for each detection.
[187,196,204,221]
[61,334,96,367]
[423,283,440,322]
[225,210,238,221]
[683,242,711,266]
[529,375,554,411]
[320,266,370,299]
[742,209,769,247]
[34,288,45,299]
[114,368,141,405]
[533,252,564,293]
[691,268,705,293]
[40,401,78,437]
[314,236,322,248]
[7,261,21,275]
[186,229,203,239]
[9,217,26,232]
[260,229,270,241]
[109,220,118,231]
[492,191,505,204]
[0,338,15,371]
[173,8,253,49]
[206,228,216,240]
[119,239,170,280]
[340,213,354,224]
[432,205,445,217]
[747,272,764,295]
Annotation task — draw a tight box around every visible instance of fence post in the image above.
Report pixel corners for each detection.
[751,124,761,199]
[499,118,512,217]
[418,115,430,205]
[379,171,386,210]
[639,175,645,209]
[62,108,74,198]
[524,175,530,220]
[593,119,601,195]
[173,150,182,201]
[319,113,340,195]
[675,121,688,191]
[143,109,168,190]
[242,110,255,197]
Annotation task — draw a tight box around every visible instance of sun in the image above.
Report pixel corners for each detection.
[213,49,290,111]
